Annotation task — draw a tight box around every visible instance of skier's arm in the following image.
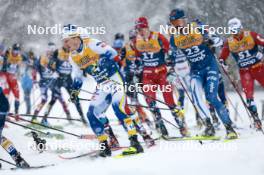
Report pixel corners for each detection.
[88,39,118,60]
[48,50,58,71]
[69,56,83,102]
[250,31,264,46]
[158,33,169,54]
[219,41,230,61]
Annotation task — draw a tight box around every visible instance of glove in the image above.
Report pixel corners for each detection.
[69,89,80,103]
[219,59,228,72]
[69,78,83,102]
[85,64,97,75]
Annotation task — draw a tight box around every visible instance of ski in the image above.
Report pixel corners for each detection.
[58,146,129,160]
[25,123,64,130]
[10,164,55,170]
[114,152,142,159]
[162,135,222,141]
[24,131,65,139]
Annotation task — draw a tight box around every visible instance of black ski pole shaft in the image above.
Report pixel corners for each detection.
[127,103,171,111]
[226,95,244,123]
[9,116,82,138]
[0,158,17,167]
[220,66,253,119]
[220,65,264,134]
[78,98,92,101]
[80,89,96,95]
[85,75,180,129]
[6,120,48,135]
[102,75,177,108]
[12,113,82,122]
[177,77,199,112]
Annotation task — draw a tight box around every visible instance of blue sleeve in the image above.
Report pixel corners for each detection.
[170,35,177,50]
[169,35,177,65]
[72,77,83,90]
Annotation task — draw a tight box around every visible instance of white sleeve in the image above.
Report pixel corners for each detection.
[209,34,223,47]
[88,39,117,58]
[69,55,84,81]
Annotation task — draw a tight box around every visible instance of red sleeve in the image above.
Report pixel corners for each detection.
[250,31,264,46]
[219,40,230,61]
[132,39,141,57]
[158,33,169,53]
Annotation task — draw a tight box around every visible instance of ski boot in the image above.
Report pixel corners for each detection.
[123,135,143,155]
[31,117,39,124]
[41,118,50,127]
[142,134,155,147]
[105,125,120,148]
[210,106,221,129]
[172,108,189,137]
[13,153,30,168]
[155,118,169,136]
[99,140,111,157]
[202,118,215,136]
[225,124,238,139]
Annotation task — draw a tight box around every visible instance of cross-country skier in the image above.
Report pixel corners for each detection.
[133,16,188,137]
[1,44,23,120]
[21,50,36,114]
[31,43,58,124]
[62,24,143,157]
[0,86,29,168]
[119,29,155,146]
[167,47,206,128]
[169,9,237,139]
[219,17,264,130]
[48,45,87,124]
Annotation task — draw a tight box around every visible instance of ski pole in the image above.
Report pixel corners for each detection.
[0,158,17,167]
[103,75,182,129]
[9,113,82,122]
[78,97,179,128]
[6,120,50,135]
[9,116,82,138]
[127,103,171,111]
[226,95,244,123]
[219,64,264,134]
[80,89,98,95]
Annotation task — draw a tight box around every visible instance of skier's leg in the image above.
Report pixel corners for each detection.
[0,92,29,168]
[239,69,260,127]
[7,73,20,120]
[66,76,86,123]
[159,69,188,136]
[142,71,168,136]
[24,88,31,114]
[32,83,48,122]
[191,74,215,136]
[205,67,237,138]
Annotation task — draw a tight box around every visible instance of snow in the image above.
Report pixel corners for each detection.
[1,81,264,175]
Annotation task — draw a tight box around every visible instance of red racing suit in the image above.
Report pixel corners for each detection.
[134,31,175,108]
[220,30,264,100]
